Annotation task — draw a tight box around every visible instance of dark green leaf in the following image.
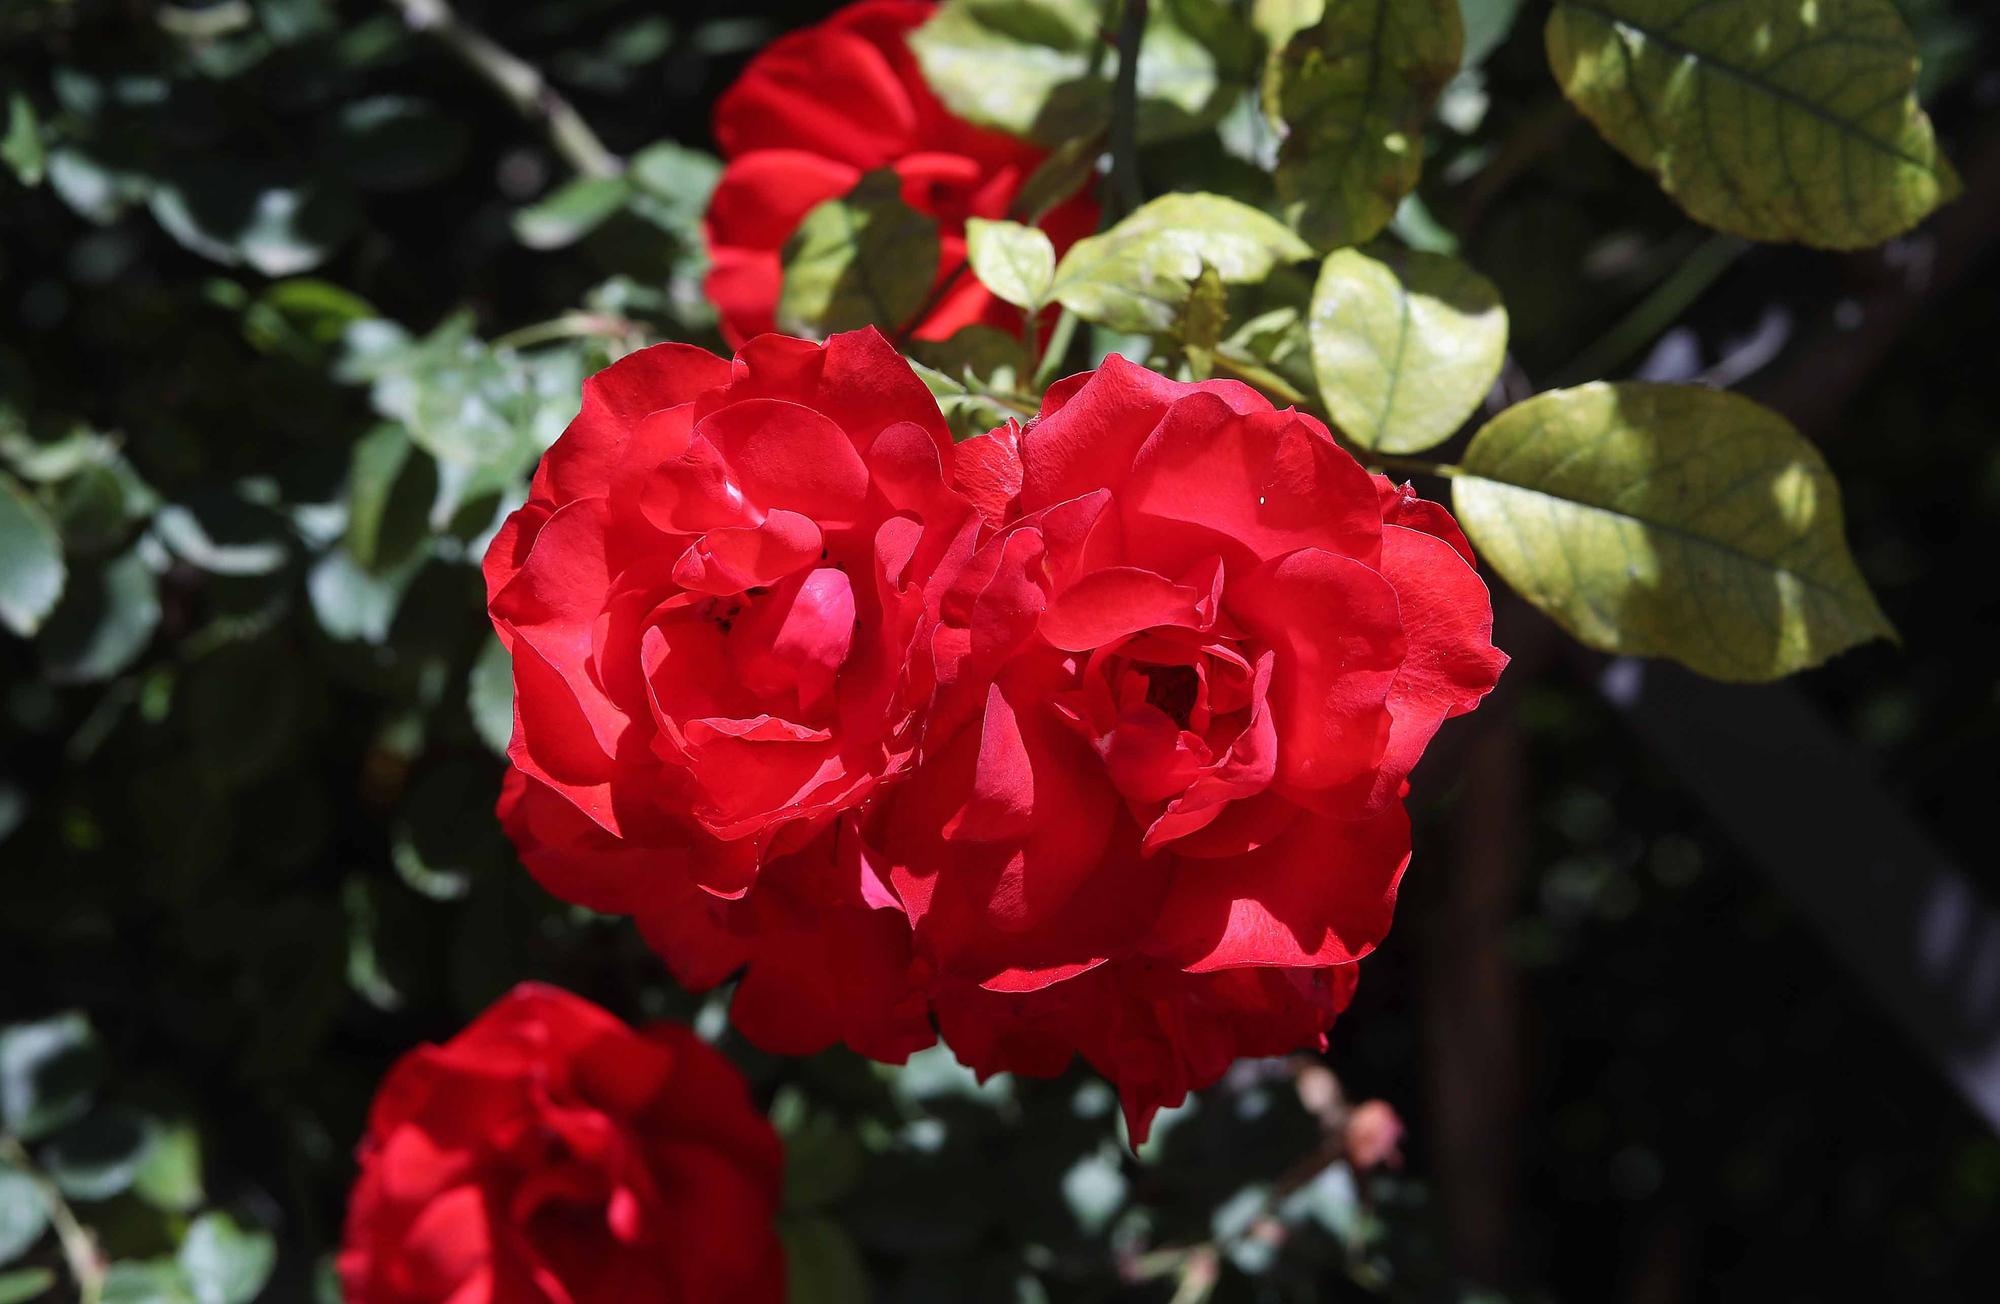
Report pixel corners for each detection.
[345,424,436,574]
[0,473,65,636]
[777,171,938,337]
[39,547,161,683]
[512,176,632,251]
[779,1215,870,1304]
[0,1014,101,1142]
[330,97,468,192]
[1265,0,1464,250]
[45,1107,155,1202]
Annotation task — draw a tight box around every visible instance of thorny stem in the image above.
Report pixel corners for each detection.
[383,0,622,179]
[1,1134,104,1304]
[1108,0,1149,219]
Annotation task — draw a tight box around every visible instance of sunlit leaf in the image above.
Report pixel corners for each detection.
[1308,244,1506,453]
[0,1014,101,1142]
[965,218,1057,312]
[1265,0,1463,249]
[1546,0,1959,248]
[1050,192,1313,333]
[39,546,161,683]
[911,0,1251,147]
[1453,382,1894,680]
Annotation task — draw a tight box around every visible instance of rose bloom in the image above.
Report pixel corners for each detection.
[869,357,1507,1140]
[486,327,967,1061]
[338,984,783,1304]
[703,0,1096,344]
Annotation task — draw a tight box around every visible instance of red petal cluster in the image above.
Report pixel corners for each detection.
[488,330,1506,1143]
[339,984,783,1304]
[702,0,1097,345]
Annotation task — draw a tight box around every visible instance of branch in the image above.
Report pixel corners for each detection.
[1107,0,1148,218]
[0,1133,105,1304]
[383,0,621,179]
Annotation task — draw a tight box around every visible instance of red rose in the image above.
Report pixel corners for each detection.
[338,984,784,1304]
[865,355,1506,1140]
[703,0,1097,345]
[486,327,968,1060]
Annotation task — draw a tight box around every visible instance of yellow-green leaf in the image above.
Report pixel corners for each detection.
[777,170,939,337]
[1546,0,1959,249]
[1050,192,1313,334]
[1308,244,1505,453]
[1265,0,1463,250]
[911,0,1251,148]
[965,218,1057,311]
[1453,382,1893,681]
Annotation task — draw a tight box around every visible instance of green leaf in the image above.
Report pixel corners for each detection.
[148,168,359,276]
[468,632,514,756]
[2,92,44,187]
[0,1014,102,1142]
[0,1268,55,1304]
[102,1258,196,1304]
[512,176,631,251]
[626,142,723,242]
[1266,0,1463,250]
[965,218,1057,312]
[178,1213,274,1304]
[131,1120,204,1214]
[39,547,161,684]
[1546,0,1959,249]
[0,473,66,637]
[911,0,1251,147]
[1050,192,1313,333]
[45,1107,154,1202]
[1308,244,1505,453]
[345,424,436,574]
[1453,382,1895,680]
[777,170,939,337]
[0,1166,48,1266]
[778,1215,870,1304]
[243,279,377,364]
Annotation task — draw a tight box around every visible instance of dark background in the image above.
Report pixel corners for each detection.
[1,1,1996,1299]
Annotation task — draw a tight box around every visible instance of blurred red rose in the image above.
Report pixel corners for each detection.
[867,355,1507,1140]
[485,327,970,1060]
[338,984,783,1304]
[703,0,1097,345]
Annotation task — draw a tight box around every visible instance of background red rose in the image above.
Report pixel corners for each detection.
[339,984,784,1304]
[703,0,1097,344]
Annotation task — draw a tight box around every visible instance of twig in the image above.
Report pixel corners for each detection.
[0,1134,104,1304]
[1107,0,1148,218]
[383,0,621,179]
